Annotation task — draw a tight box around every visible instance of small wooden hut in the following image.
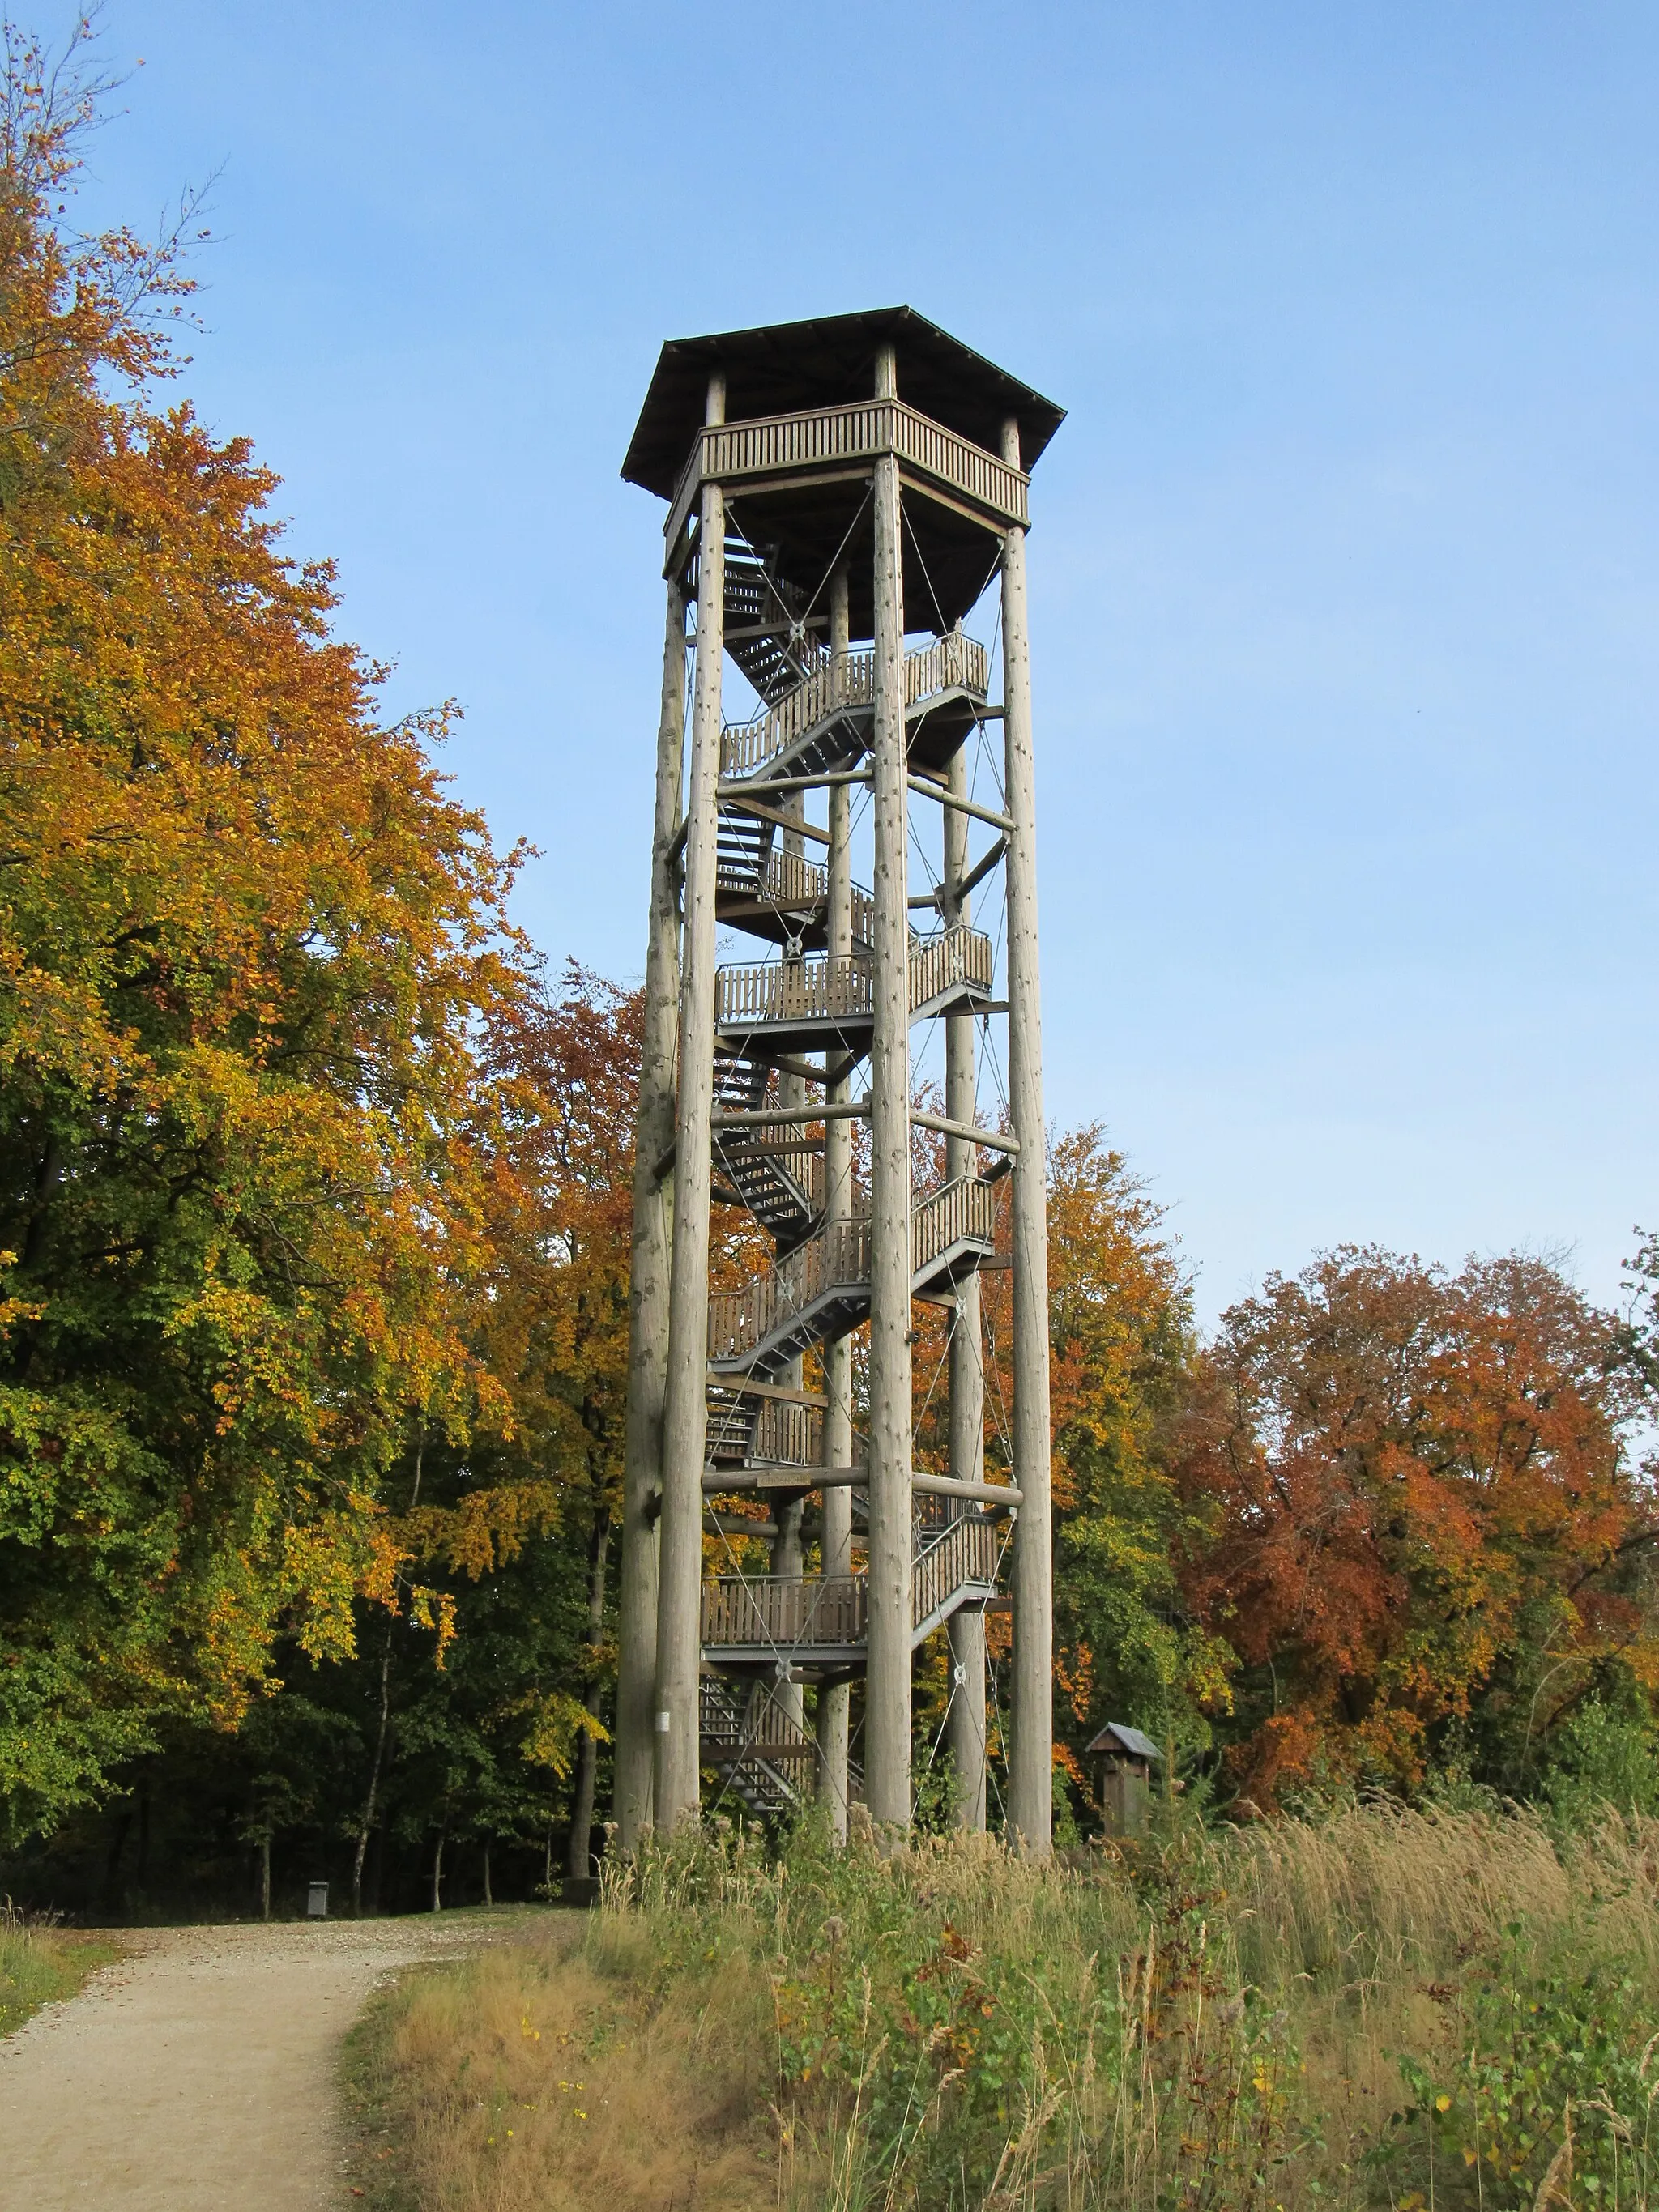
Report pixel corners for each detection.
[1085,1722,1162,1838]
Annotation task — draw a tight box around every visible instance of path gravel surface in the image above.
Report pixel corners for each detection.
[0,1911,514,2210]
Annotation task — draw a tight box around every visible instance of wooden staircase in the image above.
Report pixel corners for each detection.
[697,577,1010,1712]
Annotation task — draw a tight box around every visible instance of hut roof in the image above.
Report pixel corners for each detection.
[1085,1723,1163,1763]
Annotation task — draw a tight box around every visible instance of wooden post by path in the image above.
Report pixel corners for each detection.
[654,373,727,1829]
[612,578,685,1848]
[1000,414,1054,1857]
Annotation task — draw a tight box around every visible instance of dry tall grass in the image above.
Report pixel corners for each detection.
[352,1804,1659,2211]
[352,1924,777,2211]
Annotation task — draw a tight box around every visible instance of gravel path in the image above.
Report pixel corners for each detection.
[0,1912,515,2210]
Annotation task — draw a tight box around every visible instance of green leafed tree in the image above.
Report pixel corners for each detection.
[0,23,527,1841]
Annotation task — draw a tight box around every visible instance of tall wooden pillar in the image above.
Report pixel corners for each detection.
[1000,415,1054,1857]
[817,560,854,1839]
[864,342,913,1833]
[612,579,685,1848]
[943,739,988,1831]
[654,373,727,1829]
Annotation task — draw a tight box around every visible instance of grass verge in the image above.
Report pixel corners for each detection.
[334,1802,1659,2210]
[337,1916,775,2210]
[0,1913,122,2038]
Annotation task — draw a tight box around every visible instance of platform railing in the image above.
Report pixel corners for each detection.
[708,1217,873,1364]
[701,1515,1000,1651]
[718,847,876,947]
[911,1515,999,1628]
[720,628,990,779]
[716,953,872,1029]
[707,1182,995,1364]
[702,1573,867,1651]
[716,928,991,1034]
[908,924,993,1012]
[670,399,1029,551]
[911,1176,998,1276]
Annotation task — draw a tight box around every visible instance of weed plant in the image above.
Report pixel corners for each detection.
[0,1899,119,2037]
[350,1801,1659,2211]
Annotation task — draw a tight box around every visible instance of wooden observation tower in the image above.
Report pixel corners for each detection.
[611,309,1064,1852]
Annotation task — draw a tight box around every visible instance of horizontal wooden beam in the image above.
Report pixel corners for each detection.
[704,1467,864,1492]
[702,1467,1021,1510]
[719,793,830,844]
[705,1513,779,1538]
[718,769,870,799]
[912,1473,1022,1509]
[906,775,1013,833]
[712,1099,868,1131]
[723,617,827,642]
[706,1372,828,1409]
[760,1051,835,1087]
[910,1107,1019,1157]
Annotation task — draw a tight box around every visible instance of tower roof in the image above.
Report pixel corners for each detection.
[621,306,1065,501]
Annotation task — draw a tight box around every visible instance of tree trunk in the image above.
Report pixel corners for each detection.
[352,1426,426,1916]
[430,1831,445,1913]
[482,1839,493,1908]
[260,1834,271,1922]
[567,1496,611,1880]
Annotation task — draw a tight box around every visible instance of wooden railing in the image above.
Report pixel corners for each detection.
[701,1516,1000,1650]
[708,1182,996,1362]
[909,924,993,1012]
[912,1177,997,1276]
[912,1516,1000,1628]
[702,1573,867,1650]
[669,399,1030,550]
[716,953,872,1028]
[704,1394,754,1460]
[701,1681,818,1761]
[706,1392,822,1467]
[708,1217,872,1363]
[751,1396,821,1466]
[748,1139,825,1214]
[721,846,876,946]
[721,629,990,779]
[716,928,989,1033]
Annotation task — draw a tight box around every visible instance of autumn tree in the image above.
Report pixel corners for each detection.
[1173,1246,1659,1806]
[919,1123,1206,1815]
[0,26,527,1839]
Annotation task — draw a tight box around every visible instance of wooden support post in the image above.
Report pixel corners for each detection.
[817,560,853,1840]
[655,373,727,1829]
[1000,416,1054,1857]
[772,781,808,1737]
[612,578,686,1849]
[864,342,913,1835]
[943,738,988,1832]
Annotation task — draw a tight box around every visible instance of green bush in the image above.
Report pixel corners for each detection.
[1375,1928,1659,2210]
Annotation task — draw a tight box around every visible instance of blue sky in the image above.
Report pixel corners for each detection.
[70,1,1659,1323]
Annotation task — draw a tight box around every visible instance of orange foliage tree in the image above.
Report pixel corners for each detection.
[0,30,527,1837]
[1172,1246,1659,1806]
[947,1123,1213,1813]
